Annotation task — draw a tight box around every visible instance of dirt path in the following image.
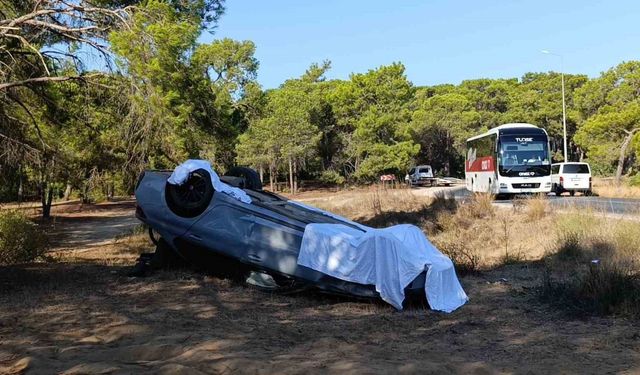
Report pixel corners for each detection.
[47,200,140,251]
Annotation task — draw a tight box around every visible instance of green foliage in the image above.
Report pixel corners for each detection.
[330,63,418,180]
[3,0,640,204]
[0,211,48,265]
[319,170,345,185]
[574,61,640,179]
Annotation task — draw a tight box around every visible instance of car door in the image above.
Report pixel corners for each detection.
[565,164,590,189]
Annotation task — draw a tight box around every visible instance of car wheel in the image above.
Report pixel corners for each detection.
[225,166,263,191]
[554,184,563,196]
[165,168,215,218]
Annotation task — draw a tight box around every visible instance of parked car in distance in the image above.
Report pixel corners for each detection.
[551,162,592,196]
[405,165,438,186]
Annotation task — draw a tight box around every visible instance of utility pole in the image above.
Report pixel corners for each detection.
[542,50,568,162]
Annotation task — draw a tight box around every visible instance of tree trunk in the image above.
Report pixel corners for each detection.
[616,128,639,185]
[17,165,23,203]
[269,164,274,191]
[41,182,54,219]
[288,157,294,194]
[293,159,298,194]
[259,165,264,186]
[63,183,72,201]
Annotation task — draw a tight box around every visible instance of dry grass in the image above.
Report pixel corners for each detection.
[592,177,640,198]
[523,194,550,221]
[540,212,640,316]
[3,191,640,373]
[55,229,149,266]
[309,185,434,226]
[464,193,495,218]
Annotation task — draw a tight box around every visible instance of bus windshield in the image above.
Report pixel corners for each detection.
[498,135,550,177]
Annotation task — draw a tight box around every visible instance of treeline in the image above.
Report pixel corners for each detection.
[241,60,640,193]
[1,1,639,213]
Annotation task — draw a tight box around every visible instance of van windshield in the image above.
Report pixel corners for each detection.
[498,135,550,177]
[418,168,430,173]
[563,164,589,174]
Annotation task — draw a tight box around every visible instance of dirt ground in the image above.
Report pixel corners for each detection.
[1,199,640,374]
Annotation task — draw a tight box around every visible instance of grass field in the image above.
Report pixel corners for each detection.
[592,177,640,198]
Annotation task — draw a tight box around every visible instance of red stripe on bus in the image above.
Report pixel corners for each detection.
[466,156,495,172]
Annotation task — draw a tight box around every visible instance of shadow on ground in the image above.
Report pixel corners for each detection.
[1,255,639,374]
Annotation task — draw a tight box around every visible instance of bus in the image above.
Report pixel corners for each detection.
[465,123,552,196]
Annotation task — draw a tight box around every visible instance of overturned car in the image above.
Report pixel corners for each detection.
[135,160,468,312]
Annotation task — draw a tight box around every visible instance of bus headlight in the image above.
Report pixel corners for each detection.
[500,183,507,188]
[545,182,551,187]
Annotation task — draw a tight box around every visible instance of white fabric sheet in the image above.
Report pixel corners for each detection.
[167,160,252,204]
[298,223,468,312]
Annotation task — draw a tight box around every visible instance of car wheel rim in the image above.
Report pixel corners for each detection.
[178,174,207,204]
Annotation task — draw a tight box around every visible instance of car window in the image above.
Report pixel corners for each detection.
[408,168,415,174]
[551,165,560,174]
[563,164,590,174]
[418,168,430,173]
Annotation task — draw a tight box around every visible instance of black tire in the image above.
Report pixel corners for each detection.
[554,184,563,197]
[569,191,575,197]
[165,168,214,218]
[225,166,262,191]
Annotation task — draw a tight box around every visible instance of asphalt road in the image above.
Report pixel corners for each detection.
[447,186,640,216]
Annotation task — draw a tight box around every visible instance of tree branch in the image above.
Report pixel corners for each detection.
[0,73,102,90]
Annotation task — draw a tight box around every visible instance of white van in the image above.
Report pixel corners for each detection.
[405,165,436,186]
[551,162,592,196]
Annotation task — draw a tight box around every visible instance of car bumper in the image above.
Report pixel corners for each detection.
[498,180,552,194]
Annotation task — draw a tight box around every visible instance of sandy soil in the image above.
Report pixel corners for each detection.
[1,200,639,374]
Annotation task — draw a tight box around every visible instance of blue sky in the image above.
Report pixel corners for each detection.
[202,0,640,89]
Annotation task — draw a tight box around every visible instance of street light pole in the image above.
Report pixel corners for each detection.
[542,50,568,162]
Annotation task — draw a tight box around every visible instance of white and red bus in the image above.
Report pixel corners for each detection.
[465,123,552,196]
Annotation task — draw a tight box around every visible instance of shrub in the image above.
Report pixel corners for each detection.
[0,211,48,265]
[319,170,346,185]
[555,231,585,261]
[630,174,640,187]
[464,193,495,218]
[540,214,640,317]
[433,233,480,275]
[524,195,549,221]
[540,259,640,317]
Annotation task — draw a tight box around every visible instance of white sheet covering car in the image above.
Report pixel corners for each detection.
[298,223,468,312]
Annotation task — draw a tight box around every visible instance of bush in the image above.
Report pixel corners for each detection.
[319,170,346,185]
[463,193,495,219]
[524,195,549,221]
[540,214,640,317]
[432,229,480,275]
[629,174,640,187]
[0,211,48,265]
